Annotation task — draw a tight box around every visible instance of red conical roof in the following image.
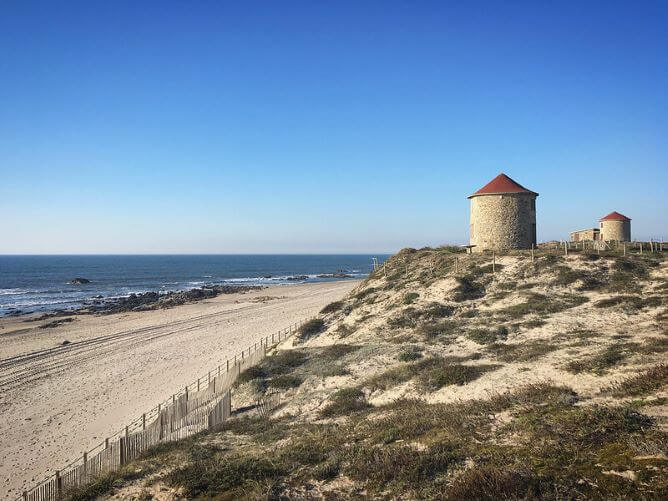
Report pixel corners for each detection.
[468,173,538,198]
[599,211,631,222]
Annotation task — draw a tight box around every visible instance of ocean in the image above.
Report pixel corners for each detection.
[0,254,388,316]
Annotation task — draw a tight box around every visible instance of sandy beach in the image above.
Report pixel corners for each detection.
[0,280,359,499]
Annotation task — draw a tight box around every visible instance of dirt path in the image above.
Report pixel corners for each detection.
[0,281,358,499]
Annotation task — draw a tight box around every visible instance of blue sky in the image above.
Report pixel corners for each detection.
[1,1,666,254]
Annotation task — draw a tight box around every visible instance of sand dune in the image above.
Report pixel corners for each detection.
[0,281,358,499]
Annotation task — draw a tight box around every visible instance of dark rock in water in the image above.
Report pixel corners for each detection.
[316,273,353,279]
[286,275,309,281]
[94,295,103,299]
[263,275,272,279]
[69,278,91,285]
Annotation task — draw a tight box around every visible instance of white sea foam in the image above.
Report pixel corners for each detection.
[0,289,30,295]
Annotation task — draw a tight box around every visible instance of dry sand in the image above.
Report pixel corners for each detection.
[0,280,358,499]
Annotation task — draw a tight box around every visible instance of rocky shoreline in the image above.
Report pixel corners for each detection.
[31,284,264,319]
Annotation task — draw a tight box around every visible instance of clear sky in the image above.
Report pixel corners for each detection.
[1,1,666,254]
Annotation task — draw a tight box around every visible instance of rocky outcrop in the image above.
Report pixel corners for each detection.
[69,278,91,285]
[93,285,263,314]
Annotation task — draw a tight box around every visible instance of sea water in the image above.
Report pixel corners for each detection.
[0,254,388,316]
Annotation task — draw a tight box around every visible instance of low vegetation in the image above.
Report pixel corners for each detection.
[452,275,485,301]
[320,300,344,314]
[296,318,325,342]
[602,364,668,397]
[66,249,668,500]
[565,343,638,375]
[467,325,508,344]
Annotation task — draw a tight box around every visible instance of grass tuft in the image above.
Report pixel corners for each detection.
[467,325,508,344]
[603,364,668,397]
[453,275,485,302]
[320,301,344,314]
[297,318,325,342]
[320,387,370,417]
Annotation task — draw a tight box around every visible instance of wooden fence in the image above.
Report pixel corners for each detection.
[18,317,310,501]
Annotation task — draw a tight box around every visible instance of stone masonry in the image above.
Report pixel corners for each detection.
[470,193,537,251]
[600,219,631,241]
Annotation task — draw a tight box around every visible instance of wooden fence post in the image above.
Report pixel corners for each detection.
[82,451,88,483]
[119,437,126,465]
[22,491,27,501]
[142,413,146,430]
[185,387,188,401]
[55,470,62,498]
[197,378,200,392]
[640,242,643,254]
[227,360,230,372]
[105,437,109,449]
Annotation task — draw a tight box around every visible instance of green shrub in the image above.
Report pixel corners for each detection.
[387,307,421,329]
[270,374,303,389]
[445,466,546,501]
[594,295,662,311]
[496,293,588,320]
[261,349,308,376]
[467,326,508,345]
[320,301,344,314]
[487,340,558,362]
[336,324,354,337]
[237,366,266,384]
[603,364,668,397]
[416,360,499,391]
[422,302,455,318]
[320,387,370,417]
[397,345,423,362]
[453,275,485,302]
[297,318,325,341]
[565,343,637,374]
[342,442,462,490]
[355,287,377,300]
[167,454,285,497]
[609,258,649,291]
[417,320,459,340]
